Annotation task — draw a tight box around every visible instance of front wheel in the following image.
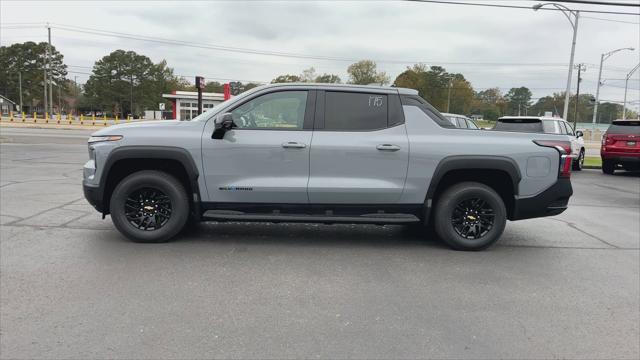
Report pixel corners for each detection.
[110,170,189,243]
[573,149,584,171]
[433,182,507,251]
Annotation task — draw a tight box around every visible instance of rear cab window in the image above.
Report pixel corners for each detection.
[493,118,543,133]
[607,120,640,134]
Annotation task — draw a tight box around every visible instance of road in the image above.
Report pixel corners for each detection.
[1,126,639,359]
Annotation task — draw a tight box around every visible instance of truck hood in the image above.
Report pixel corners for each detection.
[91,120,196,136]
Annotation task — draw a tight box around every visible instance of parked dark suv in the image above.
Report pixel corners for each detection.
[601,120,640,174]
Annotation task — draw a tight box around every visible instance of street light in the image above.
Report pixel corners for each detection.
[623,62,640,120]
[533,2,579,122]
[593,47,635,128]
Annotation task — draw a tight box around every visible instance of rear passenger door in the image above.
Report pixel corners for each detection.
[308,90,409,204]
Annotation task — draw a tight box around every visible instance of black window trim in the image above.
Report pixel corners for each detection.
[313,89,404,132]
[224,89,316,131]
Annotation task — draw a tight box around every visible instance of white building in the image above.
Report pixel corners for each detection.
[162,91,226,120]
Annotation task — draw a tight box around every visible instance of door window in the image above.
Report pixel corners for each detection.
[562,122,575,136]
[231,91,307,129]
[466,119,479,129]
[324,92,388,130]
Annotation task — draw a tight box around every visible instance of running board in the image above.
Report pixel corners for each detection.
[202,210,420,224]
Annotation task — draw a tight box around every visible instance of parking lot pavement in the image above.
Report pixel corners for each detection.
[1,127,638,359]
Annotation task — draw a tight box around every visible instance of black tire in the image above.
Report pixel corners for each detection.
[433,182,507,251]
[602,160,615,175]
[109,170,189,243]
[573,149,584,171]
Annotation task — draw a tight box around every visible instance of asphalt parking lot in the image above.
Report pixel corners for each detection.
[1,126,639,359]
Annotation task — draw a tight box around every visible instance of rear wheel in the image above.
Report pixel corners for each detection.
[433,182,506,251]
[602,160,615,175]
[573,149,584,171]
[110,170,189,243]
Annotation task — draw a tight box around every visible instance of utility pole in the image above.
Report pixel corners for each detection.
[47,25,54,115]
[43,55,47,114]
[623,63,640,120]
[18,72,23,113]
[74,76,78,116]
[573,63,586,131]
[446,77,453,113]
[592,47,634,135]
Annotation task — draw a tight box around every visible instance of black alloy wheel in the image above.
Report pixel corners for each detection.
[451,197,495,240]
[125,187,172,231]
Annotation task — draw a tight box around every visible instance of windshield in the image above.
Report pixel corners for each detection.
[190,85,268,122]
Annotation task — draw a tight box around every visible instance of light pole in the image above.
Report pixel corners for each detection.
[623,63,640,120]
[533,3,579,122]
[592,48,634,129]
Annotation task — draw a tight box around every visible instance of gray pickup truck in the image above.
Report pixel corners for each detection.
[83,83,573,250]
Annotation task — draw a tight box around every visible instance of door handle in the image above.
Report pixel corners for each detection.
[282,142,307,149]
[376,144,401,151]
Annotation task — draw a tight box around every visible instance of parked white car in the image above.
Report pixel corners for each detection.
[493,116,585,170]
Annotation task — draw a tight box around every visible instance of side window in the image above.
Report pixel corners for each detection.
[557,121,568,135]
[324,92,387,131]
[542,120,557,134]
[467,119,479,129]
[231,91,307,130]
[456,117,468,128]
[563,122,574,136]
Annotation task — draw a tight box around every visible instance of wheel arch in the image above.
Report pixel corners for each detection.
[100,146,200,216]
[424,156,522,224]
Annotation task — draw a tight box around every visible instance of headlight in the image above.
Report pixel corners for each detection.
[88,135,123,144]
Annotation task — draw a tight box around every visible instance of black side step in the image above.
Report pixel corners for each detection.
[202,210,420,224]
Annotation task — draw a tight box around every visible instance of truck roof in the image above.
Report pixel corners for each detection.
[256,82,419,95]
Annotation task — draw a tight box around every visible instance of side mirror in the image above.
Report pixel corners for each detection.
[212,113,235,139]
[576,130,583,138]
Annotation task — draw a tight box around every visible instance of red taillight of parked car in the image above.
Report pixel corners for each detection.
[603,133,614,146]
[533,140,572,178]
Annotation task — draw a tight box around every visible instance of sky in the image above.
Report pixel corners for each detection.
[1,0,639,113]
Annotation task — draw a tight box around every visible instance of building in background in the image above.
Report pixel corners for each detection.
[0,95,17,116]
[162,91,225,120]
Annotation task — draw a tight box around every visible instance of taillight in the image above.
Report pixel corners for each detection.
[604,133,614,145]
[533,140,572,178]
[533,140,571,154]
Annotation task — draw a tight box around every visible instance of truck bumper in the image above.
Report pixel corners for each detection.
[83,181,104,213]
[511,179,573,220]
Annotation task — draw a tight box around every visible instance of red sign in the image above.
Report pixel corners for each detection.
[223,83,231,100]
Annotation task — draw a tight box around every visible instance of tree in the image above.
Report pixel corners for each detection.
[0,41,67,113]
[271,74,301,83]
[300,67,317,82]
[504,87,533,116]
[315,73,341,83]
[471,88,505,120]
[392,64,474,114]
[347,60,389,85]
[83,50,178,116]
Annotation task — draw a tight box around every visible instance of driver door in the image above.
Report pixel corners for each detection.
[201,90,314,203]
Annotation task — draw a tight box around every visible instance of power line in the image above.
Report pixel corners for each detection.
[547,0,639,7]
[404,0,640,15]
[582,15,639,24]
[31,24,618,69]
